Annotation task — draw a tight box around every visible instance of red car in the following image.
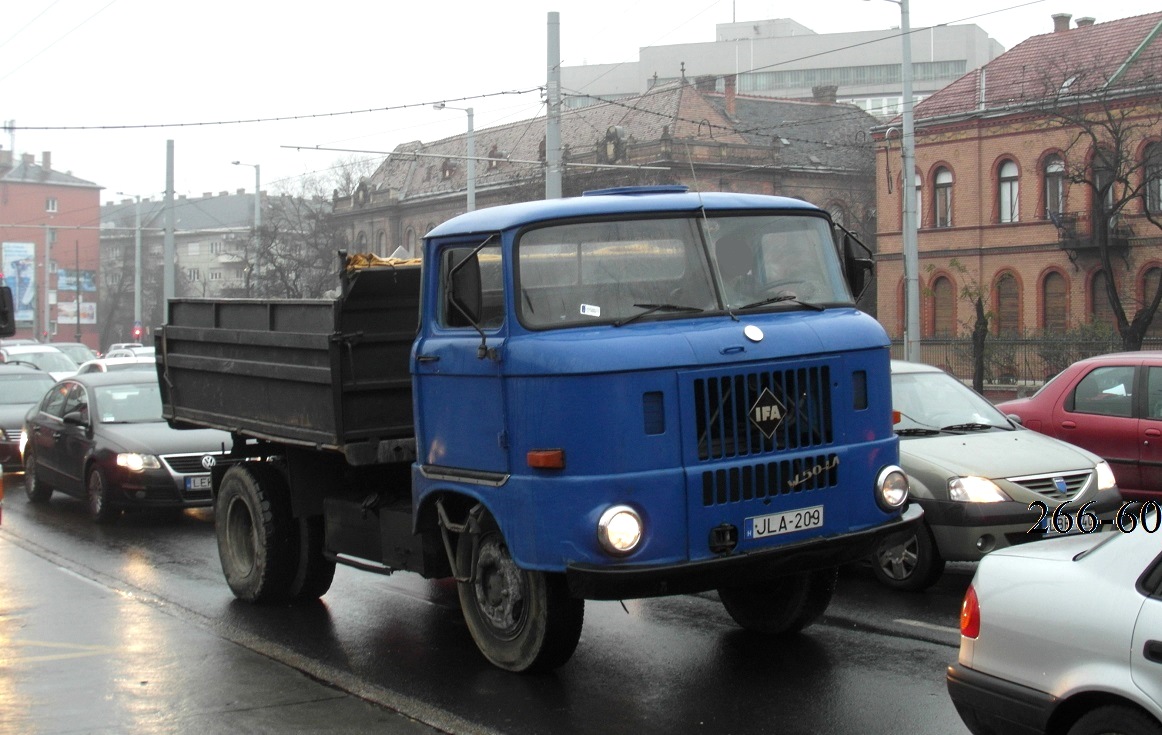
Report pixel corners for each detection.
[996,351,1162,502]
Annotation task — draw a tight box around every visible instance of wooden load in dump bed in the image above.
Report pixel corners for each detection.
[157,262,421,466]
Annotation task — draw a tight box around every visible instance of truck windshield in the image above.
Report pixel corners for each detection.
[515,214,849,328]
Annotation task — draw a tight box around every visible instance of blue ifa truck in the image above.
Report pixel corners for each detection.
[156,186,921,672]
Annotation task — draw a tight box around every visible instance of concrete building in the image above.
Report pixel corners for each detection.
[0,150,102,350]
[561,16,1003,119]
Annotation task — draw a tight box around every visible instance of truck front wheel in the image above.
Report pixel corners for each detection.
[718,568,837,634]
[216,464,298,603]
[456,510,584,672]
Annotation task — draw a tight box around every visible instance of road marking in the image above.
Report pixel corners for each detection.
[894,618,960,636]
[3,640,118,664]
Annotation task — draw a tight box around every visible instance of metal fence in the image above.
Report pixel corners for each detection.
[889,334,1162,388]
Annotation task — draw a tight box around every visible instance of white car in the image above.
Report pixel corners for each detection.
[0,344,79,380]
[947,506,1162,735]
[73,356,156,375]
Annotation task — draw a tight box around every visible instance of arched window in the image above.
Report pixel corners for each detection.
[405,227,416,258]
[1044,155,1065,218]
[376,230,386,256]
[356,231,367,249]
[1042,272,1067,332]
[1146,143,1162,214]
[1091,270,1116,328]
[934,167,953,228]
[1144,267,1162,340]
[998,160,1019,223]
[995,273,1019,334]
[931,276,955,336]
[914,172,923,229]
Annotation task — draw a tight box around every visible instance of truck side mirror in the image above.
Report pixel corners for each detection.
[0,286,14,338]
[842,232,874,300]
[447,250,483,327]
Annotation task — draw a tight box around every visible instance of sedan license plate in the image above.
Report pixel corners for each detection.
[744,505,824,540]
[185,474,211,490]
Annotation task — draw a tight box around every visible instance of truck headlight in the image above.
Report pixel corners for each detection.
[116,453,161,472]
[875,466,909,511]
[597,505,642,555]
[949,476,1010,503]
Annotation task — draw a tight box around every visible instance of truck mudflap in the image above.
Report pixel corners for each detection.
[565,504,922,600]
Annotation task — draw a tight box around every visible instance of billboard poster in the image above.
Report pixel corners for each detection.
[57,269,97,292]
[56,300,97,325]
[2,242,37,323]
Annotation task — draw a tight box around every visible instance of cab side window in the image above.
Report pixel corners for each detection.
[62,384,89,423]
[39,383,71,418]
[1069,366,1134,417]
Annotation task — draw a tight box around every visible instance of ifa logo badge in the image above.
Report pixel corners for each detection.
[749,387,787,439]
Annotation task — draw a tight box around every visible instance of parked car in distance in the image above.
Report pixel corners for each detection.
[0,344,79,380]
[50,342,98,366]
[104,346,155,359]
[871,361,1123,591]
[73,356,156,375]
[997,351,1162,502]
[105,342,143,354]
[947,507,1162,735]
[21,371,231,523]
[0,365,56,471]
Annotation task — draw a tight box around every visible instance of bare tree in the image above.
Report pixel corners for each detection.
[1035,56,1162,350]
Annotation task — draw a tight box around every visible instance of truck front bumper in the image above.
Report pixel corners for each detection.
[565,504,923,600]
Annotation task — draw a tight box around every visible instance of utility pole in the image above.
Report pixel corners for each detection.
[545,12,562,199]
[164,140,175,309]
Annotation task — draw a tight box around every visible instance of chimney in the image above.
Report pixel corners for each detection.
[1052,13,1072,33]
[21,153,34,165]
[1075,17,1095,27]
[0,148,11,168]
[725,75,737,116]
[203,192,212,198]
[41,151,51,170]
[694,75,716,92]
[812,85,839,103]
[237,188,245,195]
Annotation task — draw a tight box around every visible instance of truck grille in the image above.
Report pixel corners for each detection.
[693,366,832,461]
[701,453,840,506]
[1008,469,1092,501]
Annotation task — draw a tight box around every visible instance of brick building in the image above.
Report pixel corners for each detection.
[0,150,102,349]
[874,12,1162,362]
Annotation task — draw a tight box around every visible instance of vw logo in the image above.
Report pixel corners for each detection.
[201,455,217,470]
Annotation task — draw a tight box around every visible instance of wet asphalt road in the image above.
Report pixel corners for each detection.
[1,481,972,735]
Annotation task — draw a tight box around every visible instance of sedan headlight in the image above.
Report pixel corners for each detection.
[597,505,643,555]
[1094,461,1117,491]
[116,453,161,472]
[949,476,1010,503]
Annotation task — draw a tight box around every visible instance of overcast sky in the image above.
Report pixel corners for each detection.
[3,0,1158,206]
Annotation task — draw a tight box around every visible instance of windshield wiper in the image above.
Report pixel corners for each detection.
[614,303,704,327]
[939,422,1001,432]
[736,294,824,312]
[895,427,942,436]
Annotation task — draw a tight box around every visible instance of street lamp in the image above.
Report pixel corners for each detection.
[232,161,261,296]
[869,0,921,363]
[432,102,475,211]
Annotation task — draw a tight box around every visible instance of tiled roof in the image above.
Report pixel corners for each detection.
[0,160,98,188]
[915,11,1162,120]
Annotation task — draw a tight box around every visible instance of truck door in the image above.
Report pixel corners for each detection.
[413,240,509,474]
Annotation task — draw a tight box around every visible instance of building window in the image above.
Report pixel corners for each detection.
[405,227,416,258]
[934,167,953,228]
[931,276,955,336]
[995,273,1019,334]
[209,270,223,281]
[188,243,201,256]
[187,268,201,281]
[1044,155,1065,218]
[46,197,58,213]
[376,230,386,256]
[1042,271,1067,332]
[356,231,367,249]
[1145,267,1162,339]
[904,172,922,229]
[210,241,224,254]
[999,160,1019,223]
[1146,143,1162,214]
[1091,270,1116,328]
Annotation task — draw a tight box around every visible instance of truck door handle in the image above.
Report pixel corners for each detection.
[1060,421,1077,430]
[1146,640,1162,664]
[416,354,440,363]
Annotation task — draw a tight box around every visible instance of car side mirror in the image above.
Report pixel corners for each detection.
[1006,413,1023,426]
[63,410,89,427]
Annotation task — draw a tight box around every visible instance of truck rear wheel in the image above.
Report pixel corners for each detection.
[718,568,837,634]
[456,510,584,672]
[216,464,298,603]
[290,514,336,600]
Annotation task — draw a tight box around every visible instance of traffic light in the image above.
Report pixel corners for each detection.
[132,323,143,341]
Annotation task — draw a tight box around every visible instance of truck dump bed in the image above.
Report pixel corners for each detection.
[158,264,420,465]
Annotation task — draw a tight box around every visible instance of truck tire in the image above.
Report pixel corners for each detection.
[718,567,837,634]
[290,514,336,601]
[456,510,584,672]
[23,446,53,503]
[216,464,298,603]
[870,522,945,592]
